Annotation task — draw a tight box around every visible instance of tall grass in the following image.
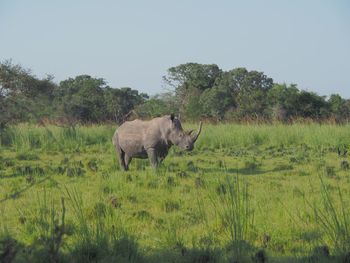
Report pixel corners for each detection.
[64,187,141,262]
[2,123,350,152]
[0,124,115,151]
[195,123,350,149]
[305,176,350,255]
[2,123,350,261]
[212,175,254,260]
[13,189,67,262]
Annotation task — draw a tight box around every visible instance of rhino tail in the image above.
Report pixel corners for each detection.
[112,132,122,154]
[113,132,124,155]
[112,131,117,146]
[112,131,120,148]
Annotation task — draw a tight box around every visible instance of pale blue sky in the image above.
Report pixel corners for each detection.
[1,1,349,97]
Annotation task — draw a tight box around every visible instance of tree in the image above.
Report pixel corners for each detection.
[104,87,147,123]
[135,92,176,119]
[0,60,55,98]
[199,86,231,120]
[2,60,349,125]
[295,90,328,119]
[211,68,273,119]
[53,75,108,122]
[0,60,56,125]
[268,84,330,120]
[328,94,350,120]
[267,83,300,121]
[163,63,222,113]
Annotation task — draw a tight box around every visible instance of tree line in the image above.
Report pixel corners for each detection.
[1,60,349,127]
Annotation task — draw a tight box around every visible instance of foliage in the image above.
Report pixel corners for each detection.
[104,87,148,123]
[54,75,108,122]
[200,86,230,120]
[0,61,146,125]
[163,63,222,113]
[1,60,350,125]
[0,60,56,126]
[163,63,347,122]
[135,93,176,118]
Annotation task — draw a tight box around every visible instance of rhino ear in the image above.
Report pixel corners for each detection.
[170,113,175,122]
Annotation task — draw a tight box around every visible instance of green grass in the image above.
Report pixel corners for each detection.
[1,123,350,262]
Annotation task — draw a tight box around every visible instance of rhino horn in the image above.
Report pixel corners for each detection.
[191,122,202,143]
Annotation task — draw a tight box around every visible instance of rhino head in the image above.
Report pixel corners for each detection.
[168,114,202,151]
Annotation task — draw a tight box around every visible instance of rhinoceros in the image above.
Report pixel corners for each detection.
[112,114,202,170]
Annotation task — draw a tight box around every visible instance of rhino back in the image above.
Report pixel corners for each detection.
[117,120,146,155]
[116,117,170,155]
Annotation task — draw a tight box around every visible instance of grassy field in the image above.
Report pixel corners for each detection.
[1,123,350,262]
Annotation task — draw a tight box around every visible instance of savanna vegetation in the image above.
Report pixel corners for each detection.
[1,60,350,262]
[1,60,350,128]
[1,124,350,262]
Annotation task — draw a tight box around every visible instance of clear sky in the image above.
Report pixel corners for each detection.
[1,0,349,97]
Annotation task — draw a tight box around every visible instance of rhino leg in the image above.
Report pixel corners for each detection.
[113,133,128,171]
[117,149,128,171]
[146,148,159,168]
[124,154,132,170]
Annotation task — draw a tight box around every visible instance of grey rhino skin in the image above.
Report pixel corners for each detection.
[112,114,202,170]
